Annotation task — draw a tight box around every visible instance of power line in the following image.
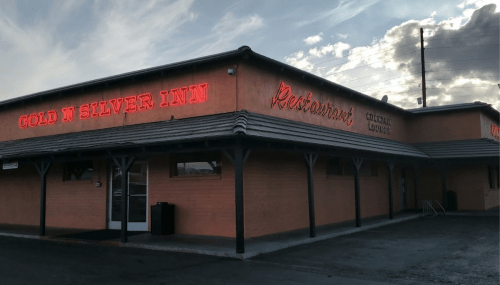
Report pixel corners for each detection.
[349,73,421,89]
[426,67,499,73]
[426,86,490,89]
[425,25,499,32]
[322,49,420,70]
[312,41,420,66]
[425,57,500,64]
[426,34,499,41]
[369,88,422,95]
[427,77,498,81]
[326,61,422,76]
[358,82,419,92]
[336,68,422,83]
[425,43,499,49]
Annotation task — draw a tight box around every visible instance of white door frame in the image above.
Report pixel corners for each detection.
[108,161,149,231]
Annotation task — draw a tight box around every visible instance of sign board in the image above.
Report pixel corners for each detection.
[2,161,18,170]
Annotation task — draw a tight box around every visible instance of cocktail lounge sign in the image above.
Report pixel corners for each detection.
[366,112,392,135]
[271,82,354,126]
[17,83,208,129]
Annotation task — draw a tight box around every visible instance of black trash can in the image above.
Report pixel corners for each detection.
[446,191,457,211]
[151,202,175,235]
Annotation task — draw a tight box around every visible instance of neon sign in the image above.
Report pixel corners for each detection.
[271,82,353,126]
[492,124,500,140]
[18,83,208,129]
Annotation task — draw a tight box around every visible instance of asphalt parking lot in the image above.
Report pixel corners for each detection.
[0,215,498,285]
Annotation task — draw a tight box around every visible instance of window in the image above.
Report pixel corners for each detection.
[327,158,377,177]
[63,160,93,181]
[170,152,221,177]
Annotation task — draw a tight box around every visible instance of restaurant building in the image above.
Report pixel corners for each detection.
[0,46,498,253]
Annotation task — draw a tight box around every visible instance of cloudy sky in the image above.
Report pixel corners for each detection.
[0,0,498,109]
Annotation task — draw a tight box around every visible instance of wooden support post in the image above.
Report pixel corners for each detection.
[35,162,52,236]
[223,147,251,254]
[303,153,318,238]
[413,165,419,213]
[441,168,447,211]
[112,156,135,243]
[352,158,363,227]
[387,161,395,220]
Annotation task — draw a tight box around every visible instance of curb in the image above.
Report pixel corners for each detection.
[0,214,420,260]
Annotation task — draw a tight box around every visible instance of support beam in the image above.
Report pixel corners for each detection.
[302,153,318,238]
[223,147,251,254]
[352,158,363,227]
[413,165,419,213]
[440,168,447,211]
[387,161,395,219]
[112,156,135,243]
[35,162,52,236]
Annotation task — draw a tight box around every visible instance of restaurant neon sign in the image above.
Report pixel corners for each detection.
[271,82,354,126]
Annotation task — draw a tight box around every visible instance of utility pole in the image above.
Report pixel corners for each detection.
[420,28,427,107]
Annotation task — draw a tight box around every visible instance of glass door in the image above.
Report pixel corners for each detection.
[108,162,148,231]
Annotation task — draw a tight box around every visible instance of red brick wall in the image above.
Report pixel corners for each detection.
[45,161,108,229]
[406,111,482,143]
[244,151,401,238]
[148,154,235,237]
[415,164,493,211]
[0,64,237,142]
[0,165,40,225]
[0,160,108,229]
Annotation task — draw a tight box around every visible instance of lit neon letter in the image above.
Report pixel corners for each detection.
[18,115,28,129]
[80,104,90,120]
[170,87,188,106]
[138,93,154,111]
[271,82,290,109]
[109,98,124,114]
[159,91,169,107]
[47,110,57,124]
[309,101,319,114]
[62,107,75,122]
[28,113,38,127]
[38,112,48,126]
[124,96,137,113]
[189,83,208,103]
[90,102,99,118]
[99,101,111,117]
[301,93,313,112]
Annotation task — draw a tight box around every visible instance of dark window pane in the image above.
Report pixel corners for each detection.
[344,159,354,176]
[129,164,147,184]
[360,162,373,176]
[64,160,93,181]
[111,195,121,221]
[129,196,147,222]
[172,152,221,176]
[129,184,147,195]
[327,158,341,175]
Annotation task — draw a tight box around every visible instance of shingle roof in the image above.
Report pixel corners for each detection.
[407,102,494,114]
[241,112,428,158]
[413,138,500,159]
[0,111,429,160]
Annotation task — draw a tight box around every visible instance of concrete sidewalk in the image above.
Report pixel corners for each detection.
[0,212,420,259]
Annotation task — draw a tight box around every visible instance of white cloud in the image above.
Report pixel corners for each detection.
[304,33,323,45]
[193,12,264,56]
[0,0,197,101]
[287,3,499,110]
[337,33,349,39]
[309,42,350,58]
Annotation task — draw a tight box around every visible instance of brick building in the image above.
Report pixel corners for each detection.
[0,46,498,253]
